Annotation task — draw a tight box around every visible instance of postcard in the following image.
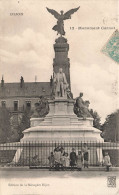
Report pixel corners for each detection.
[0,0,119,195]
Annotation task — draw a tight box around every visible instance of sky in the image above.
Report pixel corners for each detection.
[0,0,119,123]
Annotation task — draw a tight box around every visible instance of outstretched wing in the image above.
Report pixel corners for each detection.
[63,6,80,20]
[46,7,60,19]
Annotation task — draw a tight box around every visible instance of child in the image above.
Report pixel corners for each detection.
[63,153,70,170]
[60,154,65,170]
[70,148,76,171]
[77,151,83,171]
[48,152,54,170]
[104,152,111,172]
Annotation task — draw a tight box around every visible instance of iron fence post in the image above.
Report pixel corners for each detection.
[29,142,30,167]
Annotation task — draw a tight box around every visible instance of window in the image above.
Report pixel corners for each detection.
[1,101,6,108]
[26,101,31,110]
[14,101,18,111]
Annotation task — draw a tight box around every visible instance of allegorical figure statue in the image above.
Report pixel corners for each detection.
[74,93,92,118]
[54,68,68,97]
[46,6,80,36]
[32,96,49,118]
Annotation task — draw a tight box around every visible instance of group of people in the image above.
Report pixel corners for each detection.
[48,144,112,171]
[48,144,89,171]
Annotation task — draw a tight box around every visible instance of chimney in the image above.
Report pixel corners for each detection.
[35,75,37,83]
[1,75,4,87]
[50,75,53,86]
[20,76,24,88]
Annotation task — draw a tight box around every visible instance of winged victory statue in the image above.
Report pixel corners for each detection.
[46,6,80,36]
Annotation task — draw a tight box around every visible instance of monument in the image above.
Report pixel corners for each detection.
[21,7,103,142]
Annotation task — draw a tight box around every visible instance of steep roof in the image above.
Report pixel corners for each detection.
[0,82,51,98]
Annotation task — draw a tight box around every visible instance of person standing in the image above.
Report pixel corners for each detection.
[82,143,89,168]
[54,147,61,171]
[77,151,83,171]
[63,153,70,170]
[48,152,55,171]
[83,151,89,168]
[70,148,76,171]
[104,152,111,172]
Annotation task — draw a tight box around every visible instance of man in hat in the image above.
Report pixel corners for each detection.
[70,148,76,171]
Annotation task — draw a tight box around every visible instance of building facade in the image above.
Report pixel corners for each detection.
[0,76,52,113]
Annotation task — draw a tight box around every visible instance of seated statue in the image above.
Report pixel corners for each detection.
[32,96,49,118]
[74,93,92,118]
[53,68,68,98]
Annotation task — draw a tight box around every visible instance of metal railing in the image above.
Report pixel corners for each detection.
[0,141,119,168]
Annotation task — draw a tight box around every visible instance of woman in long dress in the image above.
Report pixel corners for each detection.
[104,152,111,172]
[54,147,61,171]
[77,151,83,171]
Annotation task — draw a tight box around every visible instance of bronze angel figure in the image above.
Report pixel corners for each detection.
[46,7,80,36]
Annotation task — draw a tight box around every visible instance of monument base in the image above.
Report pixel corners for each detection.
[21,98,103,142]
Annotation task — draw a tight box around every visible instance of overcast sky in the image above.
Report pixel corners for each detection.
[0,0,119,123]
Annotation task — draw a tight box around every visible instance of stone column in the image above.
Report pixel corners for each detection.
[53,36,71,90]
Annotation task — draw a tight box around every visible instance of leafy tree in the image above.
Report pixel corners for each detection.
[0,107,11,143]
[17,109,32,141]
[0,107,32,143]
[101,109,119,142]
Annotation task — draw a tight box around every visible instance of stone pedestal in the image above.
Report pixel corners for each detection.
[21,98,103,142]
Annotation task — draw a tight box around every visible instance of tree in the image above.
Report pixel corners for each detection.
[0,107,32,143]
[0,107,11,143]
[101,110,119,142]
[17,109,32,141]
